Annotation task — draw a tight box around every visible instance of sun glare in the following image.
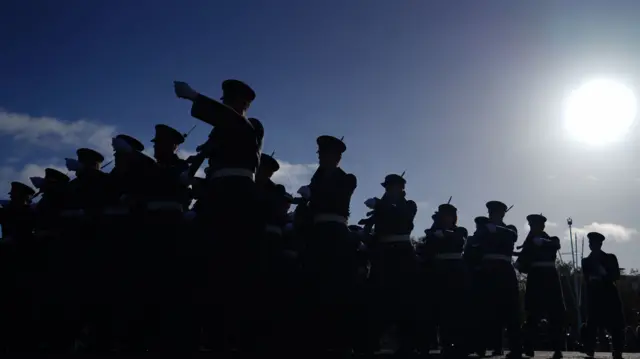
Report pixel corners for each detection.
[563,78,637,146]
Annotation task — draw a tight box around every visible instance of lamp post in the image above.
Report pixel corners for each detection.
[567,217,582,333]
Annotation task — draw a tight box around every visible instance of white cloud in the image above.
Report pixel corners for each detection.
[586,175,599,181]
[271,161,318,194]
[564,222,638,243]
[0,162,67,197]
[0,109,116,155]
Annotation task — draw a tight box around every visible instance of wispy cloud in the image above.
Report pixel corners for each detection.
[564,222,638,242]
[0,162,67,196]
[271,161,318,194]
[586,175,599,182]
[0,109,116,155]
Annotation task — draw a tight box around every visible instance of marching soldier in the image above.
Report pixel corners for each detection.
[475,201,523,359]
[0,181,36,352]
[421,203,469,358]
[98,134,146,352]
[515,214,564,359]
[174,79,265,353]
[363,173,418,356]
[582,232,625,359]
[297,135,357,353]
[61,148,109,350]
[141,124,192,352]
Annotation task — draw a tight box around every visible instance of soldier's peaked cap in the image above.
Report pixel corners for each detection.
[45,168,70,183]
[526,214,547,224]
[587,232,605,243]
[10,182,35,196]
[116,134,144,152]
[260,153,280,172]
[474,216,490,224]
[317,135,347,154]
[222,79,256,103]
[381,174,406,188]
[152,124,185,145]
[486,200,508,212]
[438,203,457,214]
[76,148,104,164]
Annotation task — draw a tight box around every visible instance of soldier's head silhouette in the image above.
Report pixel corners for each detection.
[221,79,256,116]
[76,148,105,173]
[152,124,185,161]
[316,135,346,168]
[257,152,280,180]
[486,200,508,222]
[526,213,547,232]
[435,203,458,227]
[588,231,605,251]
[9,181,35,204]
[113,134,144,167]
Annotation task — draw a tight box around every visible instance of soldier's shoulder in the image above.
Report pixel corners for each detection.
[457,226,469,237]
[506,224,518,233]
[343,172,357,188]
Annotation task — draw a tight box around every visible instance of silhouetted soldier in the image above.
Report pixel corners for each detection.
[62,148,109,350]
[515,214,564,359]
[364,173,418,356]
[298,135,357,354]
[476,201,523,359]
[0,181,36,352]
[174,79,265,353]
[422,203,469,358]
[582,232,625,359]
[464,215,490,357]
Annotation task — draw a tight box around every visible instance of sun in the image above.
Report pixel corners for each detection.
[563,78,637,145]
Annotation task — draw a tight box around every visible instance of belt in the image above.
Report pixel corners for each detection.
[531,261,556,268]
[378,234,411,243]
[60,209,85,218]
[210,168,255,181]
[265,225,283,236]
[103,206,130,216]
[147,201,183,212]
[483,254,512,262]
[313,214,348,225]
[436,253,462,260]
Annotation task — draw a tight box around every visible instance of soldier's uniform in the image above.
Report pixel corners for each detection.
[582,232,625,359]
[299,135,357,353]
[60,148,109,350]
[0,182,36,352]
[97,134,147,351]
[140,124,191,352]
[475,200,523,359]
[31,168,70,351]
[464,216,491,357]
[183,79,265,352]
[255,153,296,353]
[365,173,418,355]
[422,203,470,357]
[515,214,565,359]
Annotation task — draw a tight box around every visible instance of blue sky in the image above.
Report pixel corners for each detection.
[2,1,640,268]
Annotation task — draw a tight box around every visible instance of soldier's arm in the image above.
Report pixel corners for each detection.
[608,254,621,282]
[344,173,357,193]
[406,200,418,222]
[190,94,247,128]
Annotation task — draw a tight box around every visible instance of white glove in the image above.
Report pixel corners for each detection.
[112,137,133,154]
[533,237,544,246]
[30,176,45,189]
[174,81,199,100]
[434,230,445,238]
[364,197,378,209]
[297,185,311,200]
[486,223,497,233]
[65,158,81,172]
